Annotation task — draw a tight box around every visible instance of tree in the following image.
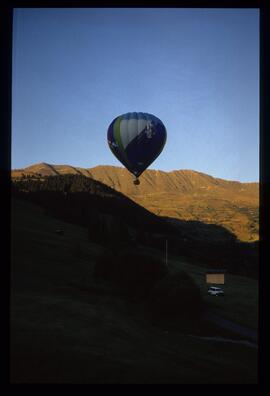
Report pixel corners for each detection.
[94,249,168,299]
[147,271,204,322]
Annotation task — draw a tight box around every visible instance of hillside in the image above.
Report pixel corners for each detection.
[10,198,258,383]
[12,163,259,242]
[11,173,175,239]
[12,173,258,278]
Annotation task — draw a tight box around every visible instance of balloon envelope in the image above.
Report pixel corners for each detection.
[107,112,167,177]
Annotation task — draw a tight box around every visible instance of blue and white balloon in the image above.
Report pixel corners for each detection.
[107,112,167,184]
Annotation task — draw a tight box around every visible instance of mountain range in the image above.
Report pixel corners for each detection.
[12,163,259,242]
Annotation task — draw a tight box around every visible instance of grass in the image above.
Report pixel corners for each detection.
[10,198,258,383]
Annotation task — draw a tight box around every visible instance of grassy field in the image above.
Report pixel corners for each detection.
[10,198,258,383]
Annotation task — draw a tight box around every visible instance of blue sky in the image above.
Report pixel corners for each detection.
[12,8,259,182]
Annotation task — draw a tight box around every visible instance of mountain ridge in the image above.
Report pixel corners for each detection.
[12,162,258,184]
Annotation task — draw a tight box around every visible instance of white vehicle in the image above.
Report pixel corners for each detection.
[208,286,224,296]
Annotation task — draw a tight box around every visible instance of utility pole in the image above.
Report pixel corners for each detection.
[165,239,168,267]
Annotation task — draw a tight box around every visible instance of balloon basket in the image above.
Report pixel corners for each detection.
[133,177,140,185]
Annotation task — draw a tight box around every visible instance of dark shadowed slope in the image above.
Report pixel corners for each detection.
[10,198,258,383]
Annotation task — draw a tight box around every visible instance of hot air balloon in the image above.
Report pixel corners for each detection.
[107,112,167,185]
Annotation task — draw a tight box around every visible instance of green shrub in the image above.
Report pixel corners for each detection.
[147,271,204,322]
[69,242,83,258]
[94,249,168,299]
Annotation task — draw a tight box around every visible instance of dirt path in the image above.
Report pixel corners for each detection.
[205,312,258,344]
[187,334,258,349]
